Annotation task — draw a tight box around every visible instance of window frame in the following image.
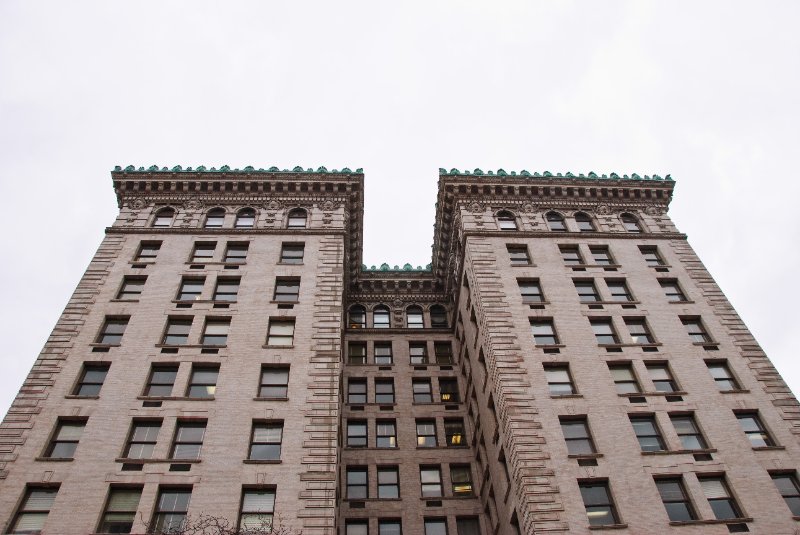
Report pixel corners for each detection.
[621,212,642,233]
[639,245,665,266]
[346,466,369,499]
[123,419,162,459]
[279,242,305,264]
[646,362,679,393]
[655,477,697,522]
[9,486,59,534]
[412,379,433,403]
[98,485,142,534]
[348,305,367,329]
[249,421,284,461]
[606,279,634,302]
[506,244,531,265]
[190,242,216,263]
[590,318,620,345]
[705,360,741,392]
[259,366,289,399]
[444,418,466,447]
[559,244,584,266]
[378,466,400,499]
[670,413,709,451]
[376,420,397,448]
[116,276,146,300]
[659,279,688,302]
[266,318,295,347]
[416,419,437,447]
[204,208,226,228]
[589,245,614,265]
[735,411,776,448]
[287,208,308,229]
[609,363,641,394]
[44,418,86,459]
[544,364,576,396]
[238,488,275,531]
[72,363,109,397]
[530,318,559,345]
[186,365,218,398]
[560,417,597,456]
[201,317,230,346]
[375,378,395,404]
[135,241,161,261]
[681,317,713,343]
[450,464,474,496]
[624,317,655,345]
[223,242,249,263]
[235,208,256,228]
[579,479,621,527]
[152,208,175,228]
[273,277,301,303]
[420,465,443,497]
[518,279,545,304]
[170,420,207,460]
[496,210,518,230]
[770,472,800,516]
[373,305,391,328]
[213,277,240,302]
[176,277,205,301]
[574,211,595,232]
[96,317,129,346]
[144,365,178,397]
[698,475,743,520]
[348,342,368,365]
[374,342,393,365]
[406,306,424,328]
[574,280,601,302]
[629,415,666,452]
[152,487,192,533]
[347,379,368,404]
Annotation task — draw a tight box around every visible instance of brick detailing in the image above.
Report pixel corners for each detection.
[466,237,569,533]
[0,234,125,479]
[299,235,344,535]
[672,239,800,440]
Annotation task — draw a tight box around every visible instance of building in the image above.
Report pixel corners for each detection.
[0,165,798,535]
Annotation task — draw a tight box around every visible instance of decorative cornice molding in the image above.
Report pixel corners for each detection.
[439,167,673,182]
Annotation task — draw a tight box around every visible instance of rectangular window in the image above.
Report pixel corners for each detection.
[445,419,466,447]
[639,245,664,266]
[347,467,368,499]
[706,361,740,392]
[560,417,596,455]
[625,318,655,344]
[45,419,85,459]
[439,379,460,403]
[348,379,367,404]
[379,519,403,535]
[191,242,216,262]
[280,242,304,264]
[736,412,775,447]
[579,480,620,526]
[606,280,634,302]
[630,416,666,452]
[376,420,397,448]
[201,318,230,346]
[124,420,161,459]
[378,466,400,499]
[163,318,192,345]
[574,280,601,302]
[456,518,480,535]
[135,241,161,260]
[559,245,583,265]
[117,277,145,300]
[413,379,433,403]
[239,489,275,530]
[99,486,142,534]
[417,419,437,447]
[506,244,531,265]
[451,465,474,496]
[73,363,109,396]
[589,246,613,265]
[259,366,289,398]
[348,342,367,365]
[224,242,248,263]
[771,473,800,516]
[609,363,641,394]
[152,487,192,533]
[545,365,575,395]
[409,342,428,364]
[266,319,295,346]
[655,477,696,522]
[9,487,59,534]
[375,379,395,404]
[530,319,559,345]
[420,466,443,497]
[249,422,283,460]
[213,278,240,301]
[346,520,369,535]
[519,279,544,303]
[145,365,178,397]
[647,363,678,392]
[670,414,708,450]
[374,342,393,365]
[424,518,448,535]
[591,319,619,345]
[434,342,453,364]
[97,317,129,345]
[186,366,218,398]
[659,279,687,302]
[170,420,206,460]
[273,277,300,302]
[699,476,742,520]
[347,420,367,448]
[177,277,205,301]
[682,317,712,343]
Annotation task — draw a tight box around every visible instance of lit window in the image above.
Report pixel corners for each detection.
[639,245,664,266]
[670,414,708,450]
[574,280,600,302]
[519,280,544,303]
[507,244,531,265]
[606,280,634,301]
[348,343,367,365]
[497,210,517,230]
[705,361,740,392]
[589,245,613,265]
[630,416,665,452]
[699,476,742,520]
[152,208,175,228]
[413,380,433,403]
[191,242,216,263]
[152,487,191,532]
[434,342,453,364]
[560,417,596,455]
[204,208,225,228]
[530,319,559,345]
[163,318,192,345]
[170,420,206,460]
[682,317,712,343]
[646,363,678,392]
[347,467,368,499]
[239,489,275,530]
[544,365,576,395]
[420,466,443,497]
[144,365,177,397]
[591,319,619,345]
[409,342,428,365]
[655,478,696,521]
[378,466,400,499]
[445,419,465,447]
[259,367,289,399]
[117,277,145,300]
[439,379,460,403]
[213,278,239,302]
[376,420,397,448]
[373,305,391,328]
[201,318,230,346]
[287,208,307,229]
[273,277,300,302]
[621,213,641,233]
[224,242,248,263]
[96,317,129,345]
[559,245,583,265]
[73,364,109,397]
[187,366,218,398]
[574,212,595,231]
[124,420,161,459]
[417,419,437,447]
[450,465,474,496]
[406,306,424,328]
[45,419,85,459]
[99,486,142,534]
[546,211,566,231]
[9,487,59,534]
[266,319,295,347]
[347,379,367,404]
[430,305,448,328]
[375,342,393,365]
[579,480,620,526]
[348,305,366,329]
[375,379,395,404]
[235,208,255,228]
[424,518,448,535]
[177,277,204,301]
[624,318,655,344]
[249,422,283,460]
[280,242,304,264]
[659,279,687,302]
[608,363,641,394]
[135,241,161,260]
[771,473,800,515]
[736,412,775,447]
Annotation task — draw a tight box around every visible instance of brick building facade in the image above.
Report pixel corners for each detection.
[0,166,798,534]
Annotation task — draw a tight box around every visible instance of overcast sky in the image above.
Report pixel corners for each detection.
[0,1,798,417]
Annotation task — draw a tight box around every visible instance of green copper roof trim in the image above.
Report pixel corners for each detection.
[439,168,673,181]
[114,165,363,174]
[361,263,433,272]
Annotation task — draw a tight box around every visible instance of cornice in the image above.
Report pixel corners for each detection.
[105,227,348,236]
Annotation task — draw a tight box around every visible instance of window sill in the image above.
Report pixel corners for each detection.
[583,300,642,306]
[64,395,100,400]
[619,391,687,397]
[137,396,215,401]
[568,453,604,459]
[667,300,695,304]
[534,344,566,349]
[641,448,717,456]
[692,341,718,346]
[89,343,120,348]
[551,394,584,399]
[668,518,752,526]
[243,459,282,464]
[129,261,156,265]
[522,300,550,306]
[35,457,73,462]
[110,298,140,303]
[346,402,397,407]
[418,495,476,501]
[753,445,786,451]
[407,363,456,368]
[184,261,247,266]
[277,262,304,266]
[115,458,202,464]
[347,363,396,368]
[415,445,470,450]
[598,343,662,349]
[262,345,295,349]
[270,300,299,305]
[253,397,289,401]
[411,401,462,406]
[588,524,628,530]
[172,299,238,304]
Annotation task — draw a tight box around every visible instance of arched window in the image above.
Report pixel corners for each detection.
[235,208,255,228]
[496,211,517,231]
[621,213,642,233]
[406,306,424,328]
[288,208,307,229]
[205,208,225,228]
[152,208,175,228]
[348,305,366,329]
[430,305,448,328]
[546,211,566,231]
[574,212,595,232]
[373,305,391,329]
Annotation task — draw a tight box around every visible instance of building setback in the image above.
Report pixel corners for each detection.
[0,166,798,534]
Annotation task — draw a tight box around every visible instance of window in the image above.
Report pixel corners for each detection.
[621,213,641,233]
[347,467,368,499]
[239,489,275,530]
[434,342,453,364]
[589,245,613,265]
[145,365,178,396]
[430,305,448,328]
[736,412,775,447]
[373,305,391,328]
[407,306,424,328]
[579,480,620,526]
[73,363,109,396]
[346,520,369,535]
[259,366,289,398]
[647,363,678,392]
[559,245,583,265]
[379,519,403,535]
[420,466,443,497]
[117,277,145,300]
[409,342,428,364]
[204,208,225,228]
[456,518,480,535]
[591,319,619,345]
[771,473,800,515]
[235,208,255,228]
[99,486,142,534]
[506,244,531,265]
[497,210,517,230]
[375,379,395,404]
[187,366,218,398]
[574,280,600,302]
[574,212,595,232]
[177,277,204,301]
[376,420,397,448]
[249,422,283,460]
[699,476,742,520]
[706,361,740,392]
[530,319,559,345]
[273,277,300,302]
[682,317,712,343]
[445,419,465,447]
[424,519,448,535]
[191,242,216,262]
[519,280,544,303]
[560,417,596,455]
[413,379,433,403]
[135,241,161,260]
[546,211,566,231]
[224,242,248,263]
[544,365,576,395]
[348,379,367,404]
[280,242,304,264]
[348,305,366,328]
[639,245,664,266]
[655,478,696,521]
[45,419,85,458]
[439,379,460,403]
[152,488,191,533]
[171,421,206,459]
[417,419,437,447]
[660,279,687,302]
[609,363,641,394]
[375,342,393,365]
[630,416,665,452]
[9,487,59,534]
[348,342,367,364]
[670,414,708,450]
[266,319,295,346]
[201,318,230,346]
[606,280,634,301]
[378,466,400,498]
[153,208,175,228]
[96,317,128,345]
[287,208,307,229]
[213,278,239,301]
[124,420,161,459]
[624,318,655,344]
[451,465,474,496]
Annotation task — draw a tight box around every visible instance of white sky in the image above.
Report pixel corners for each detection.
[0,1,799,417]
